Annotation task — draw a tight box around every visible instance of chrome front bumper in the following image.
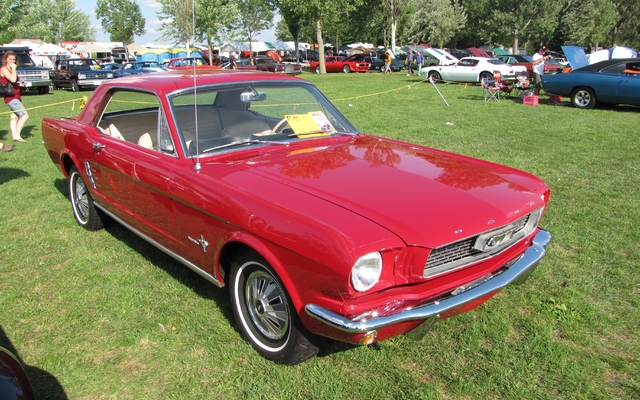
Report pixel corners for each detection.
[305,229,551,339]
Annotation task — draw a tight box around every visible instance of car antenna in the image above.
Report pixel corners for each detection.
[190,0,201,171]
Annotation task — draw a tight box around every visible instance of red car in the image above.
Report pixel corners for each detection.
[253,55,302,75]
[41,71,551,365]
[310,56,370,73]
[496,55,563,76]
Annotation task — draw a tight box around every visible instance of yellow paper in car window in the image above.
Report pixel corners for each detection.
[285,112,335,137]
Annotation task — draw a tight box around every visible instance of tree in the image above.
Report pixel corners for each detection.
[558,0,616,49]
[235,0,275,58]
[0,0,29,44]
[195,0,238,64]
[381,0,412,51]
[407,0,466,48]
[4,0,94,43]
[96,0,145,44]
[462,0,561,53]
[277,0,360,73]
[157,0,196,47]
[276,0,310,60]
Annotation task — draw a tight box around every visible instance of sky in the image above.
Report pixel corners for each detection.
[78,0,277,46]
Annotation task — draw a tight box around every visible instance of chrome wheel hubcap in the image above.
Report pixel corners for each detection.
[245,270,289,340]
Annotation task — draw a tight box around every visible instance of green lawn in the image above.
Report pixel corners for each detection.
[1,72,638,399]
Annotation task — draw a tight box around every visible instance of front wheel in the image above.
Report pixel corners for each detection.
[70,79,80,92]
[428,71,442,82]
[342,65,351,73]
[69,166,103,231]
[229,251,322,365]
[571,87,596,109]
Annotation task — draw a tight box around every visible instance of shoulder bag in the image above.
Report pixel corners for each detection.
[0,75,13,97]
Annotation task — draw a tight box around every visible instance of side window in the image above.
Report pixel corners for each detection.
[96,90,175,154]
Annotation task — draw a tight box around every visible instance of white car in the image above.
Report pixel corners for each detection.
[420,57,528,83]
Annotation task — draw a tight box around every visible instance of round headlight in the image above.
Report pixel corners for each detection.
[350,252,382,292]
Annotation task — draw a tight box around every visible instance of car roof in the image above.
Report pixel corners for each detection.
[576,58,640,72]
[99,70,303,93]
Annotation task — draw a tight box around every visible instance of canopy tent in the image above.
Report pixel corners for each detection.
[126,43,148,54]
[265,41,294,51]
[347,42,374,48]
[73,43,110,54]
[609,46,637,59]
[30,43,71,56]
[220,42,251,53]
[345,46,376,55]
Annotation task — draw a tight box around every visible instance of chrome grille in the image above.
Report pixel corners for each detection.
[426,238,481,270]
[20,70,48,81]
[84,73,109,79]
[425,214,532,278]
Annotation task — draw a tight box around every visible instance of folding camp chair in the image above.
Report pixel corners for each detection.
[513,73,532,97]
[482,77,500,102]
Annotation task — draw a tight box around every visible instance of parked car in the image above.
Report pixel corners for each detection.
[253,55,302,75]
[420,57,528,83]
[0,46,52,94]
[0,346,35,399]
[220,59,257,70]
[166,57,219,70]
[309,56,370,73]
[542,57,640,109]
[113,61,167,77]
[50,58,115,92]
[342,54,383,71]
[41,71,551,365]
[496,55,563,76]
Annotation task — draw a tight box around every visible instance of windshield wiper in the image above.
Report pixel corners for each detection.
[201,139,290,154]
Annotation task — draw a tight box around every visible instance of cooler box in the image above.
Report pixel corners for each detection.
[523,95,539,105]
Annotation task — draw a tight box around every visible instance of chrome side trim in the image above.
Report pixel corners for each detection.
[305,229,551,335]
[94,203,222,287]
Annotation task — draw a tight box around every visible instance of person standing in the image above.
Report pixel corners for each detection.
[384,51,392,74]
[415,51,424,76]
[0,51,29,143]
[532,47,549,96]
[406,50,415,76]
[229,51,237,69]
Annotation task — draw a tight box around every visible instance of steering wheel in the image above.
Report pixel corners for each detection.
[271,118,290,134]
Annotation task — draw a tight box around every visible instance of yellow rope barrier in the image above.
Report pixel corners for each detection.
[0,96,87,116]
[332,79,428,102]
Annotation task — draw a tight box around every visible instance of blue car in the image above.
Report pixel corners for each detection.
[113,61,167,78]
[542,57,640,109]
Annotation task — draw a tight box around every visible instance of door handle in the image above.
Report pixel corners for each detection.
[93,143,105,153]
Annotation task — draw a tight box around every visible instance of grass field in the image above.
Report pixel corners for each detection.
[1,72,638,399]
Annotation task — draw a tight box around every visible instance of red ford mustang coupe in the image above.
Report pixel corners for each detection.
[42,71,551,365]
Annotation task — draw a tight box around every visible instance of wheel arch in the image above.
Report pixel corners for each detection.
[477,71,493,82]
[218,235,307,313]
[61,151,80,179]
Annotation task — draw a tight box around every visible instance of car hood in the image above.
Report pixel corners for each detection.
[562,46,589,70]
[212,135,546,248]
[425,48,459,65]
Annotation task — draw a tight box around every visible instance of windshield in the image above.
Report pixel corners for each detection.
[169,82,358,157]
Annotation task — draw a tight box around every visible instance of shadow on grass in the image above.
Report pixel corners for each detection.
[0,167,30,184]
[50,178,362,361]
[0,326,68,399]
